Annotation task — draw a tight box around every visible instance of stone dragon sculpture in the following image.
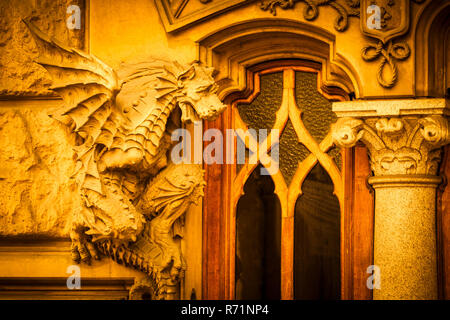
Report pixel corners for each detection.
[24,20,226,299]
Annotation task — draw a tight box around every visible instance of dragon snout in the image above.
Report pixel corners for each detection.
[198,95,226,120]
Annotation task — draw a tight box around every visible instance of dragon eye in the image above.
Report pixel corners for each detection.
[195,84,212,93]
[195,83,218,94]
[211,84,218,94]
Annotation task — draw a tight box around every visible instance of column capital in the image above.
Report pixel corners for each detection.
[331,99,450,176]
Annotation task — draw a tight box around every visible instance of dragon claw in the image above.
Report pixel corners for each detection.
[70,228,100,265]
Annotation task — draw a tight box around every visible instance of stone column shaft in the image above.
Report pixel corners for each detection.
[370,175,439,299]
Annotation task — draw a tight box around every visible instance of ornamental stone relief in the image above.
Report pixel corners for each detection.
[332,115,450,175]
[259,0,426,88]
[22,20,226,299]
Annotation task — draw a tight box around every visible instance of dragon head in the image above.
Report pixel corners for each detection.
[116,60,226,129]
[174,63,226,123]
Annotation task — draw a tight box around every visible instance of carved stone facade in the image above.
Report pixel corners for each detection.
[259,0,426,88]
[0,0,448,300]
[24,20,225,298]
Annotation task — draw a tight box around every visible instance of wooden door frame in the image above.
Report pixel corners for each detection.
[341,144,374,300]
[201,60,375,300]
[437,145,450,299]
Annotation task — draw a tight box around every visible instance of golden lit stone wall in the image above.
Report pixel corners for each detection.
[0,0,448,300]
[0,0,86,95]
[0,101,80,237]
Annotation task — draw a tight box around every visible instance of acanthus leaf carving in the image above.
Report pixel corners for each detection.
[331,117,365,148]
[375,117,404,135]
[418,115,450,146]
[332,115,450,176]
[24,20,226,299]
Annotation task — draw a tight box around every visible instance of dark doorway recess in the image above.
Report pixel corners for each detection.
[235,165,281,300]
[294,164,341,300]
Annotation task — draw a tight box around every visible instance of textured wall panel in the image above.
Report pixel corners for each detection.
[0,0,86,96]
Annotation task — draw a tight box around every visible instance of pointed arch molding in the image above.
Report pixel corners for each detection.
[157,1,427,89]
[196,19,359,99]
[198,22,360,296]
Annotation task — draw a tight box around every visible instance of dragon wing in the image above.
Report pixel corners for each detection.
[25,20,122,195]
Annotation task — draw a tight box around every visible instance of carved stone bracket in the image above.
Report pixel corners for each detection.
[25,21,226,300]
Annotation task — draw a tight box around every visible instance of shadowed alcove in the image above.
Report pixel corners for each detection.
[294,164,341,300]
[235,165,281,300]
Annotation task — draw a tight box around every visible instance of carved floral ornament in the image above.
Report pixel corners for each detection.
[259,0,426,88]
[331,115,450,176]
